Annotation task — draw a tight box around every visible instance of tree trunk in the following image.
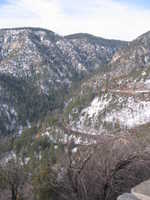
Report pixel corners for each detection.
[11,185,17,200]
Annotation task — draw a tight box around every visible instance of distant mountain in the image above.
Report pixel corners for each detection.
[65,33,128,71]
[111,31,150,77]
[0,27,127,135]
[65,33,127,47]
[64,31,150,137]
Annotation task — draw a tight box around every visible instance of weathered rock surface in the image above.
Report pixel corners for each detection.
[132,180,150,200]
[117,193,139,200]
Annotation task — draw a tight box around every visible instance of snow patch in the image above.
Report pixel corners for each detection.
[105,98,150,128]
[82,96,111,118]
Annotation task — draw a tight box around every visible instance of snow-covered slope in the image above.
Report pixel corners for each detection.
[2,28,150,137]
[65,84,150,135]
[0,27,127,135]
[64,31,150,136]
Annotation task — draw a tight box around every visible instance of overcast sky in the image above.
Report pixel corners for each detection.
[0,0,150,41]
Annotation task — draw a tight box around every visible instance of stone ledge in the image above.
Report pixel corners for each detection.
[117,180,150,200]
[117,193,140,200]
[132,180,150,200]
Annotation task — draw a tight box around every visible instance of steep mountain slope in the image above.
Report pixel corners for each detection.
[0,27,127,135]
[64,31,150,136]
[111,31,150,76]
[65,33,128,71]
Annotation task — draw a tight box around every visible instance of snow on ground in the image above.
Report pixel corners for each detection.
[81,95,112,120]
[144,79,150,89]
[1,151,16,164]
[105,97,150,128]
[74,95,112,133]
[71,92,150,132]
[26,120,31,128]
[83,96,111,118]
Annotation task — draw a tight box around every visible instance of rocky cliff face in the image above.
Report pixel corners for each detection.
[0,27,127,135]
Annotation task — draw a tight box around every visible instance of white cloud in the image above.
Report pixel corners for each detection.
[0,0,150,40]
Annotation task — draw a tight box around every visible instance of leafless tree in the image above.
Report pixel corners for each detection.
[0,159,27,200]
[55,135,150,200]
